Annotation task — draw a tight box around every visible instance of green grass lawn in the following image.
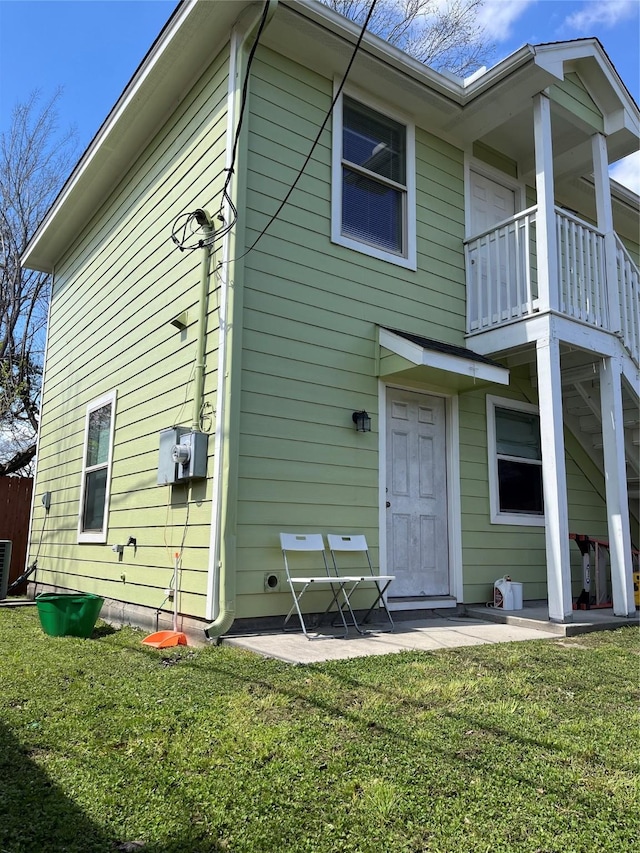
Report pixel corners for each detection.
[0,609,638,853]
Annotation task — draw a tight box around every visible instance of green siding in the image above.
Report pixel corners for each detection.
[550,72,604,132]
[458,384,608,605]
[472,142,518,179]
[30,36,625,627]
[30,48,231,618]
[233,47,467,615]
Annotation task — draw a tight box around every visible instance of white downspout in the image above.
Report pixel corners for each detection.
[204,1,278,638]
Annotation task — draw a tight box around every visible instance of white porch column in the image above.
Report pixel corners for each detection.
[536,333,573,622]
[599,356,635,616]
[591,133,621,332]
[533,93,559,313]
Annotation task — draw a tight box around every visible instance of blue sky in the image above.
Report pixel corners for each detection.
[0,0,638,189]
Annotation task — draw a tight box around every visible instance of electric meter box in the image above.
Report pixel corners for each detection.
[157,427,208,484]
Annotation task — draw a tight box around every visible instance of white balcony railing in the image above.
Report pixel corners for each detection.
[465,206,639,368]
[616,235,640,366]
[556,208,607,328]
[465,206,537,332]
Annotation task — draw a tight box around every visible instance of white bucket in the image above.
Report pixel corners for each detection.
[510,582,523,611]
[494,577,513,609]
[493,577,523,610]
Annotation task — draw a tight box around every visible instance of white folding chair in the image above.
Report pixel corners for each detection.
[327,534,395,632]
[280,533,359,639]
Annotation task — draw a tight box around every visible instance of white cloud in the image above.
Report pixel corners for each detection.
[565,0,638,32]
[609,151,640,194]
[475,0,536,42]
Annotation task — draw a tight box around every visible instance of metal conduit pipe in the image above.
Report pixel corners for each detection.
[204,0,279,641]
[191,209,214,433]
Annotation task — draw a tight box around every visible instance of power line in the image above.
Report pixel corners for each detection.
[170,0,272,252]
[226,0,379,264]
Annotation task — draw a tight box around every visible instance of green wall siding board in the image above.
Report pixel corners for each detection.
[30,46,231,613]
[32,38,623,626]
[549,72,604,132]
[458,383,608,604]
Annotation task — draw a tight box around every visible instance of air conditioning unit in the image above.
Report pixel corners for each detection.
[0,540,13,600]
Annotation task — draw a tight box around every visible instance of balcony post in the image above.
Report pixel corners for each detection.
[533,93,559,313]
[599,356,635,616]
[592,132,621,332]
[536,331,573,622]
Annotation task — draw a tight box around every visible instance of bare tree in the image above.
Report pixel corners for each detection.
[0,91,76,475]
[323,0,492,75]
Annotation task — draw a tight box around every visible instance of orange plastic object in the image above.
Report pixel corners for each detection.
[142,630,188,648]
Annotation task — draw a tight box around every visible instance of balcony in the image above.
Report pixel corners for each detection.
[464,206,640,368]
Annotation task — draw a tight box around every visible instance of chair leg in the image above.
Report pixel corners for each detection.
[284,583,313,638]
[360,581,395,631]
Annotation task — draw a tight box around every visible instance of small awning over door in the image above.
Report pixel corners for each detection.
[378,327,510,389]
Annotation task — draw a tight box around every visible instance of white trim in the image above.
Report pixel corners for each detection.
[447,394,463,602]
[205,28,240,621]
[379,327,509,385]
[388,598,457,611]
[331,83,417,270]
[486,394,545,527]
[599,356,635,616]
[77,390,117,544]
[379,382,462,603]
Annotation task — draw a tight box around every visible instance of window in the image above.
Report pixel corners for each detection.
[78,391,116,542]
[487,396,544,526]
[332,90,416,269]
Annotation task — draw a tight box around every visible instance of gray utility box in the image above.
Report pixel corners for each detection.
[157,427,208,485]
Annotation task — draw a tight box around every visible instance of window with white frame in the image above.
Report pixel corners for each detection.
[332,91,416,269]
[487,396,544,525]
[78,391,117,542]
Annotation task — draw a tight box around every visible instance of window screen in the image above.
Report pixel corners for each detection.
[341,98,407,254]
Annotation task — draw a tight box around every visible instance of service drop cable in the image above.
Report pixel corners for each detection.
[169,0,271,252]
[227,0,379,264]
[216,0,273,238]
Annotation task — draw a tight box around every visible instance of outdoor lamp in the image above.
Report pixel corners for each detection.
[352,410,371,432]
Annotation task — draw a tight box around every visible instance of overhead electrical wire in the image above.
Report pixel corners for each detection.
[169,0,272,252]
[171,0,378,257]
[229,0,379,263]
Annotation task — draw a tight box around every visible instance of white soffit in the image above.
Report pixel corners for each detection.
[379,328,510,386]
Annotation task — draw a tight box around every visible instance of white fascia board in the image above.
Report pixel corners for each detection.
[22,0,201,272]
[379,328,509,386]
[289,0,467,104]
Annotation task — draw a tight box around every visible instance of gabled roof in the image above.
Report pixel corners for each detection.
[22,0,640,273]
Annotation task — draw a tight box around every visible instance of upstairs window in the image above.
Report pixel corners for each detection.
[332,91,416,269]
[487,396,544,526]
[78,391,116,543]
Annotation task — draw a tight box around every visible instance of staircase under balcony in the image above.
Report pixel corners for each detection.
[465,205,640,537]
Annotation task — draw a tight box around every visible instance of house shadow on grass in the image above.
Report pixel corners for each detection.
[0,720,238,853]
[0,720,115,853]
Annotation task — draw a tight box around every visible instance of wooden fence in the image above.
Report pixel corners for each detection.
[0,477,34,595]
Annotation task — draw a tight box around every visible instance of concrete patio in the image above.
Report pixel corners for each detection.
[221,605,638,664]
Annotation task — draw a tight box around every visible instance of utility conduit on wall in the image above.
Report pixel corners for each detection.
[204,1,279,640]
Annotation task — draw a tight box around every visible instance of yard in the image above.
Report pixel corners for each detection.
[0,608,637,853]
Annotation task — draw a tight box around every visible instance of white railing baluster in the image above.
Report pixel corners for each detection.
[464,206,637,370]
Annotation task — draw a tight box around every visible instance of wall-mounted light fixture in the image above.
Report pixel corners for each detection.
[352,410,371,432]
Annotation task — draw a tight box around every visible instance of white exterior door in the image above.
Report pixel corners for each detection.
[470,170,516,233]
[469,170,520,323]
[386,388,449,597]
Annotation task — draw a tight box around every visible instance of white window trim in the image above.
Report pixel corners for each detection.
[78,390,117,543]
[331,83,416,270]
[486,394,544,527]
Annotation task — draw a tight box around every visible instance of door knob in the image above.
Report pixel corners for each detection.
[386,501,391,508]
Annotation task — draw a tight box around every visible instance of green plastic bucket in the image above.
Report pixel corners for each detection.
[36,593,104,638]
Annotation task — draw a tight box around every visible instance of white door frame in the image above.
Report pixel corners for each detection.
[464,157,527,237]
[378,381,463,605]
